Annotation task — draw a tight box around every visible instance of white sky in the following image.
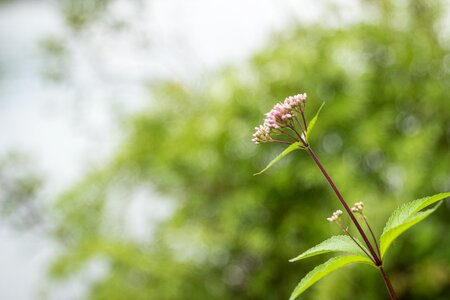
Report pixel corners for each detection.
[0,0,366,299]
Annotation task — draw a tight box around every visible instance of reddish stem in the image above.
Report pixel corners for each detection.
[305,147,382,266]
[361,214,381,259]
[300,109,308,131]
[335,220,374,263]
[379,266,397,300]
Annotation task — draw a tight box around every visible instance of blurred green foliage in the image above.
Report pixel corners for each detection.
[60,0,112,30]
[39,37,69,82]
[0,153,44,229]
[50,0,450,299]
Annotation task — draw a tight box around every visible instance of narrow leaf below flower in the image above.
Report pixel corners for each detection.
[305,102,325,143]
[253,142,302,176]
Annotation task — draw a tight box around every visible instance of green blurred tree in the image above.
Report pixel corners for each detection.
[49,0,450,299]
[0,153,45,230]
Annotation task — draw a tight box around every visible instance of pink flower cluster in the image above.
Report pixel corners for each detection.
[252,93,307,144]
[284,93,307,112]
[252,125,271,144]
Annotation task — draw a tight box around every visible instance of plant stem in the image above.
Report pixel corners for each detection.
[294,116,306,136]
[361,214,381,259]
[305,145,397,299]
[270,139,292,145]
[300,109,308,131]
[379,266,397,300]
[273,129,298,142]
[305,146,382,266]
[288,125,304,141]
[335,220,374,263]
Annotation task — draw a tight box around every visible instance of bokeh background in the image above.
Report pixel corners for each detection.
[0,0,449,299]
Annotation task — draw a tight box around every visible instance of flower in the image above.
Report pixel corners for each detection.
[252,93,307,144]
[327,210,343,222]
[264,103,293,130]
[252,124,271,144]
[351,202,364,213]
[283,93,307,112]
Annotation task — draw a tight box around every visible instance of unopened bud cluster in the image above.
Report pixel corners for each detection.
[327,210,343,222]
[252,125,271,144]
[351,202,364,213]
[252,93,307,144]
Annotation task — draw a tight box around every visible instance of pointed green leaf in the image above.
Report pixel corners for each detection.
[253,142,302,175]
[289,255,374,300]
[305,102,325,142]
[290,235,369,262]
[380,192,450,258]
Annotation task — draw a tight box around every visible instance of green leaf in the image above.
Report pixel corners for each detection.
[305,102,325,143]
[290,235,369,262]
[289,255,374,300]
[380,192,450,258]
[253,142,302,175]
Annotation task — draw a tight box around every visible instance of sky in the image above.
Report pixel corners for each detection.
[0,0,364,299]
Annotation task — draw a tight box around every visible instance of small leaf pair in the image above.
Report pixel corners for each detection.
[289,192,450,299]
